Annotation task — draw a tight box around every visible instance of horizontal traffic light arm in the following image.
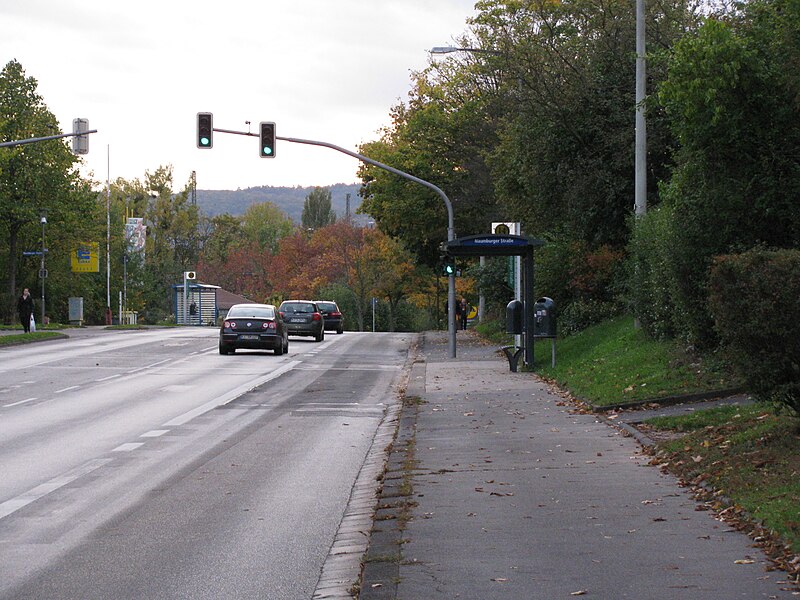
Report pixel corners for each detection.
[0,130,98,149]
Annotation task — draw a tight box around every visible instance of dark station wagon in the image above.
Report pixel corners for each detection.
[278,300,325,342]
[315,300,344,334]
[219,303,289,355]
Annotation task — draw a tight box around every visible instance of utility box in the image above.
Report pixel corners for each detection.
[68,297,84,326]
[533,297,556,337]
[506,299,524,334]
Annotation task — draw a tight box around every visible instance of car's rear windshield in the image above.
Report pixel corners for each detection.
[281,302,315,314]
[227,306,275,319]
[317,302,336,311]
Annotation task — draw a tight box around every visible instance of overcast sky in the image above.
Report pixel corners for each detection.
[2,0,476,191]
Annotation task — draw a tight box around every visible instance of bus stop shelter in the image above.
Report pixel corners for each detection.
[445,234,544,366]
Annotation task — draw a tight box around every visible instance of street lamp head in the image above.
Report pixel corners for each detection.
[40,216,47,224]
[430,45,504,57]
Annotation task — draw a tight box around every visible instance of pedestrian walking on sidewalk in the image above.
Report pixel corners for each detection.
[17,288,35,333]
[459,297,468,330]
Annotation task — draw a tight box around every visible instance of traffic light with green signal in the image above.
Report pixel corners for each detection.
[442,255,456,277]
[259,122,276,158]
[196,112,213,149]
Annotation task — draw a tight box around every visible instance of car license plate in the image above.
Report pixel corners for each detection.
[239,334,259,340]
[291,318,305,323]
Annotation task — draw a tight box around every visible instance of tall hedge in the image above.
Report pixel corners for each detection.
[651,0,800,347]
[708,249,800,416]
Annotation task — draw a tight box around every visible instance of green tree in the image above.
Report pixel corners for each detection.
[476,0,699,248]
[0,60,96,323]
[136,166,200,321]
[358,65,504,267]
[301,186,336,230]
[241,202,294,253]
[198,213,244,264]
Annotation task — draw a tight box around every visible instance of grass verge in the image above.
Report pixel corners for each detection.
[0,331,65,345]
[535,315,739,407]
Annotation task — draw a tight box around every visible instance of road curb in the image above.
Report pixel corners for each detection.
[312,334,421,600]
[588,387,747,412]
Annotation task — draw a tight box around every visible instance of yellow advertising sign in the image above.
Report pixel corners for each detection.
[71,242,100,273]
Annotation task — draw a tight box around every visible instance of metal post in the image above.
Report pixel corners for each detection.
[635,0,647,217]
[123,254,127,317]
[106,146,111,316]
[40,216,46,326]
[478,256,485,324]
[523,246,535,366]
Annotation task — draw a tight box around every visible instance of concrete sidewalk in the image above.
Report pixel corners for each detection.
[358,330,797,599]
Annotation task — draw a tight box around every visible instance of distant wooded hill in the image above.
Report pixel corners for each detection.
[196,182,369,225]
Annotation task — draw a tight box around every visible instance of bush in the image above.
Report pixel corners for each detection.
[708,248,800,415]
[626,205,679,340]
[558,298,623,337]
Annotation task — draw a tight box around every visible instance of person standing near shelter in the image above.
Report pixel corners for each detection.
[17,288,35,333]
[459,298,469,330]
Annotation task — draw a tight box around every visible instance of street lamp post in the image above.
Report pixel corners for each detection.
[39,213,47,326]
[635,0,647,217]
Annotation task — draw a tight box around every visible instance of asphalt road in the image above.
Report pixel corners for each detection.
[0,327,413,599]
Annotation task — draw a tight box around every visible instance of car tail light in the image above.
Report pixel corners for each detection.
[312,312,322,321]
[330,311,341,317]
[262,321,276,329]
[224,320,236,328]
[279,312,285,319]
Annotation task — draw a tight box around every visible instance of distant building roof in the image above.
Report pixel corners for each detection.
[215,288,252,310]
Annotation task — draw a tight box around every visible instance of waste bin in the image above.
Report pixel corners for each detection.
[533,297,556,337]
[506,299,523,334]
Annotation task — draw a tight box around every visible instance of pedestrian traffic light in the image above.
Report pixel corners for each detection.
[259,122,276,158]
[196,112,213,149]
[442,255,456,276]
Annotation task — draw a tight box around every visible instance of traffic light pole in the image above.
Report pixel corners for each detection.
[212,127,459,358]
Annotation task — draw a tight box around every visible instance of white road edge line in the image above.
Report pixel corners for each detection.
[161,360,301,427]
[140,429,170,438]
[3,397,37,408]
[54,386,80,394]
[0,458,113,521]
[113,443,144,452]
[95,374,121,382]
[126,358,171,374]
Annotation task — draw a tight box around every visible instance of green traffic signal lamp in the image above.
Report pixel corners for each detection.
[196,112,213,149]
[442,256,456,276]
[259,122,276,158]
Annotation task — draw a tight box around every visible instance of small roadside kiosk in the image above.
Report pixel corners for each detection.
[172,282,219,325]
[444,233,546,370]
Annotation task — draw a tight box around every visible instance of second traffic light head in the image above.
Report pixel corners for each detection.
[197,112,213,149]
[259,122,276,158]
